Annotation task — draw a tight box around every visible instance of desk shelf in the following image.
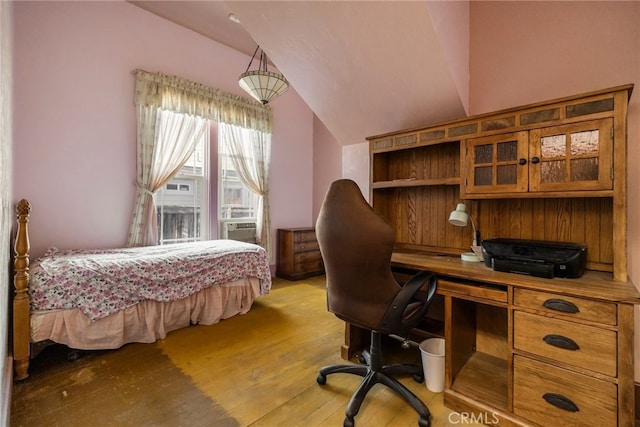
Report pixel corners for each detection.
[447,288,510,415]
[450,352,508,411]
[371,177,461,189]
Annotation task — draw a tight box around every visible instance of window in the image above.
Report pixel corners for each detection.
[218,137,259,220]
[156,126,209,245]
[165,182,192,192]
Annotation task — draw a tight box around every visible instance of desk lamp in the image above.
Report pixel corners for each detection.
[449,203,482,262]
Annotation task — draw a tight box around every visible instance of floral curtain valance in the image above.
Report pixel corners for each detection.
[133,69,272,133]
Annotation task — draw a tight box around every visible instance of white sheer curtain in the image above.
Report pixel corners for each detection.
[127,110,208,246]
[219,122,272,259]
[127,70,272,247]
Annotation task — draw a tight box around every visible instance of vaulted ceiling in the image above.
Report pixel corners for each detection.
[129,1,470,145]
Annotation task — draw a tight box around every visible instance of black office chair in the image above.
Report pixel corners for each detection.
[315,179,437,427]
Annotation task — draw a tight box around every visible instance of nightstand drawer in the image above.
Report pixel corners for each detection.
[293,259,324,274]
[293,240,320,252]
[293,230,317,243]
[293,251,323,264]
[514,311,616,376]
[514,356,617,427]
[514,288,617,325]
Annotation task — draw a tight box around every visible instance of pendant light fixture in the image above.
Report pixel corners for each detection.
[239,46,289,105]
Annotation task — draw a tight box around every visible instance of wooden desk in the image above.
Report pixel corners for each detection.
[342,251,640,427]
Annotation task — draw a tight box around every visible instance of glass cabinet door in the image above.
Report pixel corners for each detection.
[464,131,529,195]
[529,119,613,192]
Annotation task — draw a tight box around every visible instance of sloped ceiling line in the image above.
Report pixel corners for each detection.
[131,0,470,145]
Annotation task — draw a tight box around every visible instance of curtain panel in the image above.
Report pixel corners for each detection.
[133,70,272,133]
[219,123,272,259]
[127,109,208,246]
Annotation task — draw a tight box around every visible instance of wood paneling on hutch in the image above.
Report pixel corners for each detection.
[368,84,632,281]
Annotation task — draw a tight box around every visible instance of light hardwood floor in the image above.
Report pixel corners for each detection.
[11,276,485,427]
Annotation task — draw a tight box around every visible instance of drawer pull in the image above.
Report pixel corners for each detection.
[542,393,580,413]
[543,298,579,314]
[543,334,580,351]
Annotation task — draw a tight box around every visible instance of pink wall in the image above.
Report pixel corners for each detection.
[312,116,342,224]
[12,1,316,261]
[342,142,370,201]
[469,0,640,378]
[426,0,470,114]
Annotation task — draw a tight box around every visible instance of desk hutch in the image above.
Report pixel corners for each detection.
[346,85,638,426]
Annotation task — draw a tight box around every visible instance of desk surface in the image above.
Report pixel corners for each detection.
[391,250,640,304]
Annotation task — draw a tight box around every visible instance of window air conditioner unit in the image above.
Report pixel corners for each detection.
[222,221,257,244]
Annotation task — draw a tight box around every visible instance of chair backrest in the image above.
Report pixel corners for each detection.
[315,179,402,332]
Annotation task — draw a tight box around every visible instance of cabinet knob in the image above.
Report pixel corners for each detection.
[518,158,527,165]
[531,156,540,164]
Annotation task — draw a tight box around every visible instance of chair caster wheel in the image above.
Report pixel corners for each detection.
[343,416,355,427]
[358,354,366,364]
[413,373,424,383]
[418,415,431,427]
[317,374,327,385]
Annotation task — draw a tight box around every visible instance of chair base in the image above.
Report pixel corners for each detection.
[317,331,431,427]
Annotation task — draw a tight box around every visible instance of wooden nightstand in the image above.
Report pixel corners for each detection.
[276,228,324,280]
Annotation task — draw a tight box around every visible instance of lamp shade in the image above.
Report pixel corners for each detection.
[448,203,469,227]
[239,46,289,105]
[239,70,289,105]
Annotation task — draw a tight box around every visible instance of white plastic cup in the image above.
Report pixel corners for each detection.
[419,338,445,392]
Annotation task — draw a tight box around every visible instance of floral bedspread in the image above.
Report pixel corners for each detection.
[29,240,272,321]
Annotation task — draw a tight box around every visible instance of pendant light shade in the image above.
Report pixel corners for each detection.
[239,46,289,105]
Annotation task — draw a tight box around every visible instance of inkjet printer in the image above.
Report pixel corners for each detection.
[481,238,587,279]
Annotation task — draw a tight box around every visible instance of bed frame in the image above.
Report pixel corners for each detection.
[12,199,31,380]
[11,199,269,381]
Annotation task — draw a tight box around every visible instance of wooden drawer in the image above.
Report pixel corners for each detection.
[513,311,616,376]
[293,240,320,252]
[293,259,324,274]
[293,250,324,273]
[514,356,617,427]
[293,251,323,264]
[438,279,507,303]
[514,288,617,325]
[293,230,316,243]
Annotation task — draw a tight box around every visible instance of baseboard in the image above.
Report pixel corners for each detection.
[1,356,12,427]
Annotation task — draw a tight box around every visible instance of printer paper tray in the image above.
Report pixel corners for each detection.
[492,258,555,279]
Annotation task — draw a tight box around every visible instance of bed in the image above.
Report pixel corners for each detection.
[11,199,272,380]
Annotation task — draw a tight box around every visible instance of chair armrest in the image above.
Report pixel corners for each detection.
[380,270,437,334]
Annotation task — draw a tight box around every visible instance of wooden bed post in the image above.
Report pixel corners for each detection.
[13,199,31,380]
